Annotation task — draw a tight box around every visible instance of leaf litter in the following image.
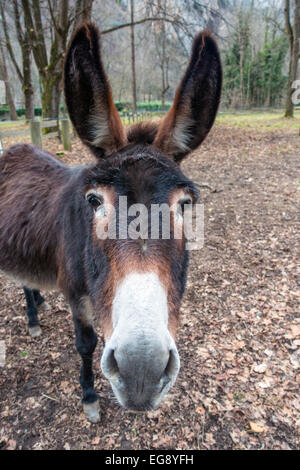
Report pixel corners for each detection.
[0,124,299,449]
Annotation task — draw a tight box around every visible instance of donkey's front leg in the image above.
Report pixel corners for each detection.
[23,287,42,338]
[32,289,51,312]
[70,297,100,423]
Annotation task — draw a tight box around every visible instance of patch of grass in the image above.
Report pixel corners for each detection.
[0,120,27,132]
[20,350,29,358]
[233,392,245,402]
[216,109,300,131]
[1,109,299,135]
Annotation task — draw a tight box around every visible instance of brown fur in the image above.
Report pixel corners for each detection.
[0,22,222,416]
[0,144,70,288]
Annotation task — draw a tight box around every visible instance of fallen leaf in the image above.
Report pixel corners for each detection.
[6,439,17,450]
[195,406,205,415]
[256,377,273,389]
[290,325,300,338]
[92,437,100,445]
[253,363,267,374]
[249,422,267,433]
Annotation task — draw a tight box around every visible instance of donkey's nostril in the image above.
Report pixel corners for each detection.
[165,349,180,379]
[160,349,180,383]
[158,349,180,394]
[102,347,119,379]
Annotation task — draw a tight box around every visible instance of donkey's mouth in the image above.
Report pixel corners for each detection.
[101,347,180,413]
[109,383,165,412]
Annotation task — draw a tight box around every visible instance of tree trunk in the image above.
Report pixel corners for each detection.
[0,41,18,121]
[285,55,294,117]
[284,0,300,118]
[264,24,276,108]
[130,0,137,114]
[4,82,18,121]
[152,0,169,111]
[22,33,34,121]
[41,76,61,119]
[22,0,70,120]
[81,0,94,21]
[24,87,34,121]
[74,0,94,29]
[239,18,244,107]
[160,5,169,111]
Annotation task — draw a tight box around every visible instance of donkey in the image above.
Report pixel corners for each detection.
[0,23,222,423]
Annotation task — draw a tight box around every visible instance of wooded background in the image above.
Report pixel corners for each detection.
[0,0,299,121]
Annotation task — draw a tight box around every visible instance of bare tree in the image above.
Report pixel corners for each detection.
[150,0,170,110]
[21,0,68,118]
[206,0,227,35]
[0,36,18,120]
[130,0,137,113]
[21,0,94,119]
[0,0,34,120]
[284,0,300,117]
[73,0,94,31]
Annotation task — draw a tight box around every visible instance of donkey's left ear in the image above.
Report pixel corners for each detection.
[154,31,222,164]
[64,23,127,159]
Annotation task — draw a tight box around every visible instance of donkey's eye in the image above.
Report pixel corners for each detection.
[87,194,103,210]
[179,196,192,212]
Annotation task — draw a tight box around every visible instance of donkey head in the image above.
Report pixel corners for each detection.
[64,23,222,411]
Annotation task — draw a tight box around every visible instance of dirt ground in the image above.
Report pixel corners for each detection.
[0,121,299,450]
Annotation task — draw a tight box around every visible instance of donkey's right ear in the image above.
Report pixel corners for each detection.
[64,23,127,159]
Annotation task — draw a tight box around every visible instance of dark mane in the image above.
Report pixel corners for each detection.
[126,121,159,145]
